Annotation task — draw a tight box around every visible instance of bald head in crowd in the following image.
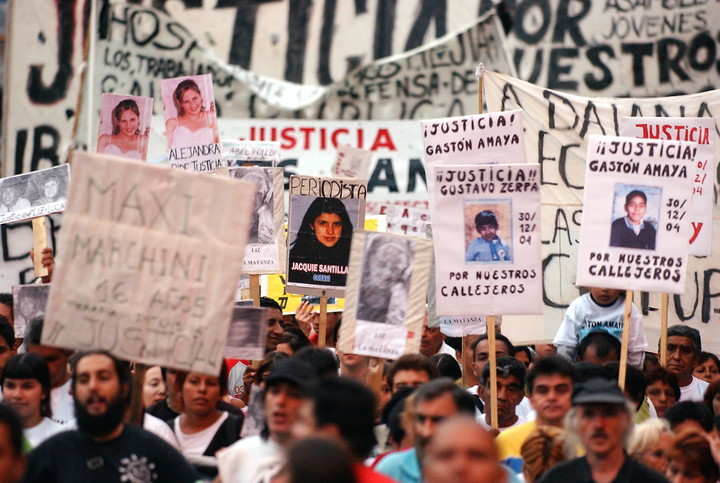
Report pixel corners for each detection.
[423,416,507,483]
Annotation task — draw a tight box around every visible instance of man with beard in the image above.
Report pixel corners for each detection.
[23,351,200,482]
[376,378,476,483]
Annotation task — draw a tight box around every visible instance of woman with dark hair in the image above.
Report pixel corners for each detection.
[165,78,218,148]
[694,351,720,384]
[1,353,64,447]
[172,364,242,459]
[289,197,354,286]
[97,99,148,160]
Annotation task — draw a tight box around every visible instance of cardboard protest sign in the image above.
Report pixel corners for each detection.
[432,164,543,316]
[577,135,694,294]
[161,74,221,172]
[0,165,70,225]
[287,175,366,297]
[12,284,50,338]
[224,306,267,361]
[43,152,255,373]
[222,141,280,167]
[97,94,153,161]
[620,117,714,256]
[333,145,372,180]
[229,167,286,274]
[369,203,429,238]
[338,231,431,359]
[421,111,526,209]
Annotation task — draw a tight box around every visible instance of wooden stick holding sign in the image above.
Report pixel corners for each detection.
[618,292,633,392]
[31,217,48,279]
[486,315,498,430]
[127,363,147,426]
[660,293,669,366]
[318,295,328,349]
[249,274,261,307]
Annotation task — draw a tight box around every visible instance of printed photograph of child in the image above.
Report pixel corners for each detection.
[609,185,660,250]
[464,202,512,263]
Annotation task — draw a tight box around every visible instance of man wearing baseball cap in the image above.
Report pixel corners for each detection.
[217,359,319,483]
[538,378,667,482]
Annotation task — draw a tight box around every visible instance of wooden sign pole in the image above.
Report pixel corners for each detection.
[32,217,49,279]
[127,362,146,426]
[318,293,328,348]
[618,291,633,391]
[249,274,261,307]
[462,335,471,388]
[487,315,498,430]
[660,293,669,366]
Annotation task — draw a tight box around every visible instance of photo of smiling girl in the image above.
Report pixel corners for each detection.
[96,94,152,161]
[162,75,218,149]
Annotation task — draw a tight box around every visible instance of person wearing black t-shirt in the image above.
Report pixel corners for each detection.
[24,351,201,483]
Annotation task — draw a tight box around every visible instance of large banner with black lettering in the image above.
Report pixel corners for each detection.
[43,152,255,373]
[431,164,543,316]
[502,0,720,97]
[577,135,694,293]
[287,175,367,297]
[620,117,715,256]
[338,231,431,359]
[484,70,720,351]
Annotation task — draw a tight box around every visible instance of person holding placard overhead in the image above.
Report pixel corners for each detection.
[609,189,657,250]
[554,287,647,368]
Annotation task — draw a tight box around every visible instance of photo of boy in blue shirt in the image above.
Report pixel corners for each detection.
[465,210,511,262]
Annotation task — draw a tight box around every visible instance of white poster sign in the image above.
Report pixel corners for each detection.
[432,164,542,316]
[224,306,267,361]
[620,117,715,256]
[421,110,526,208]
[333,145,372,180]
[287,175,367,297]
[12,284,50,338]
[229,167,286,274]
[577,135,694,294]
[222,141,280,167]
[339,231,431,359]
[43,152,255,373]
[161,74,222,172]
[0,165,70,225]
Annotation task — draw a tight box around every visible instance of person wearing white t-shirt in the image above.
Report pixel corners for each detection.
[25,317,75,424]
[217,359,319,483]
[477,357,527,433]
[2,353,67,448]
[665,325,710,402]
